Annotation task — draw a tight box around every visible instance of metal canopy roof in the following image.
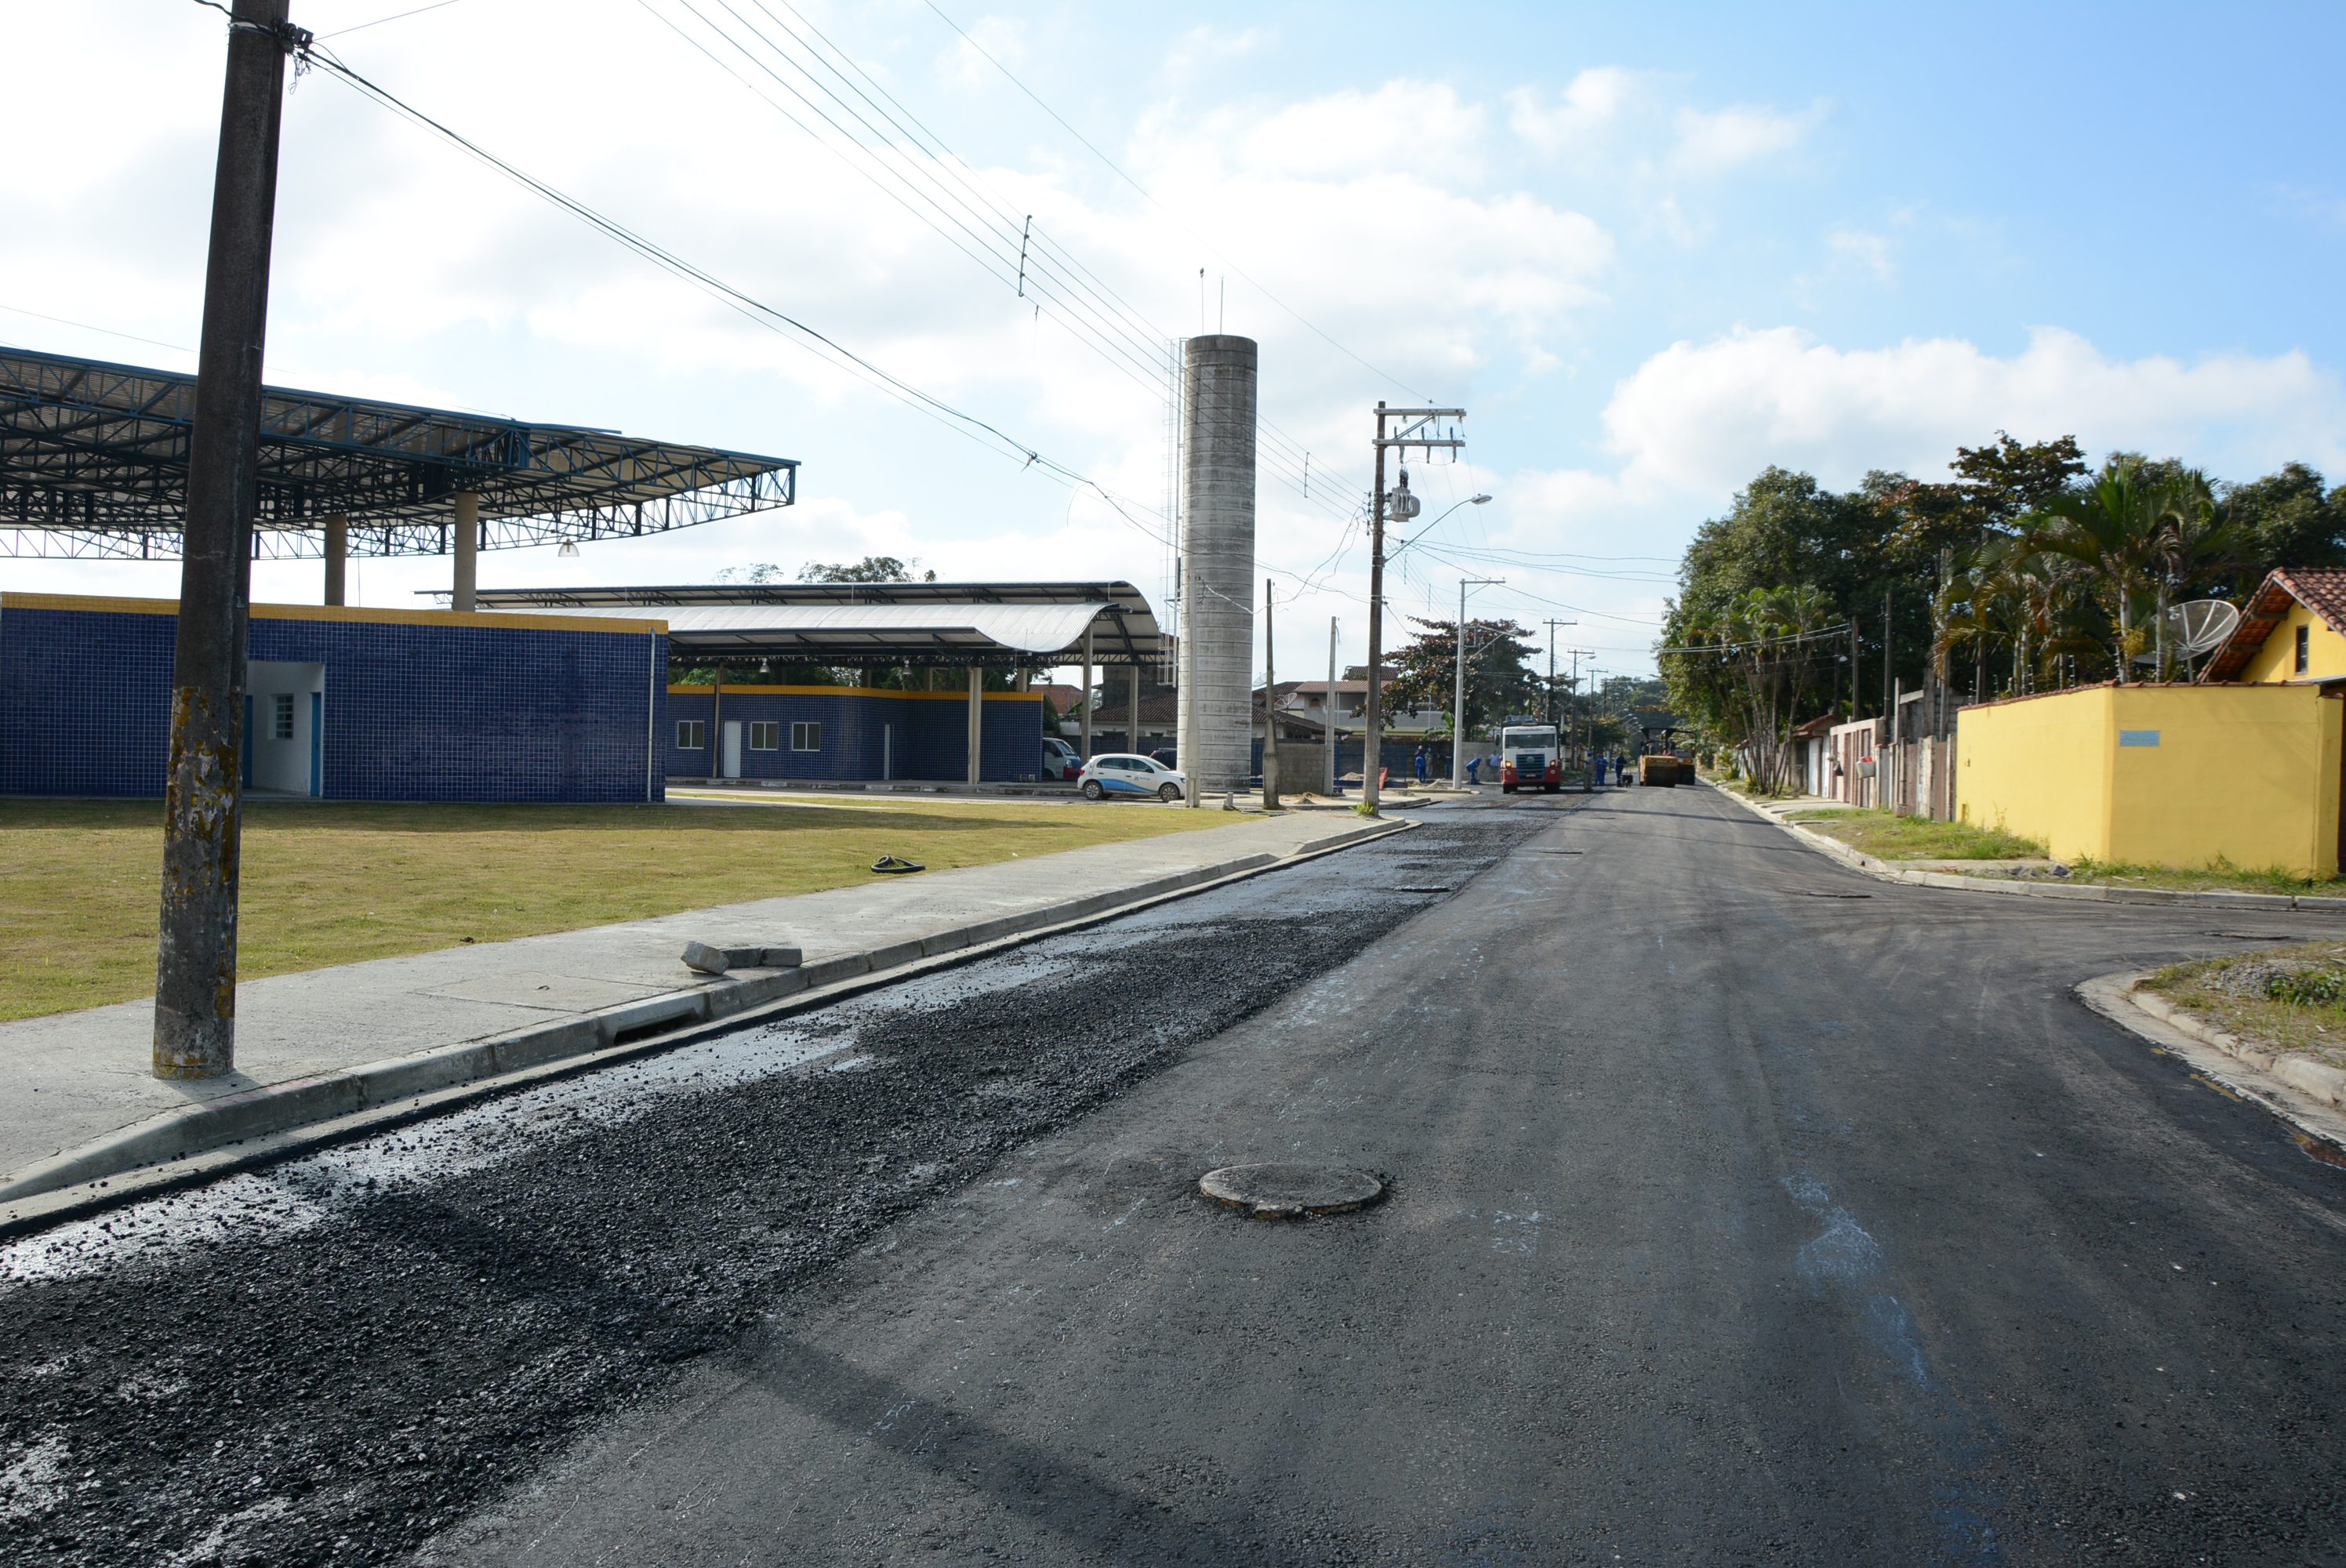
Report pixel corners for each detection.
[1,343,797,561]
[472,581,1167,666]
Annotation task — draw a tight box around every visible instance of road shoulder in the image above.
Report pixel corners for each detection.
[2077,970,2346,1152]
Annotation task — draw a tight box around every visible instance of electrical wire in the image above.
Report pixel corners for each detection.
[921,0,1433,404]
[295,40,1194,558]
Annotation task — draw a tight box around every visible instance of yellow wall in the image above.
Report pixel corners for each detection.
[1958,684,2343,876]
[2239,601,2346,683]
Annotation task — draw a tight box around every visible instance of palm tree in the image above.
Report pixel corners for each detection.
[2023,459,2229,683]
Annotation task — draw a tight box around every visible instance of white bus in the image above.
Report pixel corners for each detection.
[1499,724,1563,793]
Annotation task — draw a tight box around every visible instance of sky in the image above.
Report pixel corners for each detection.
[4,0,2342,681]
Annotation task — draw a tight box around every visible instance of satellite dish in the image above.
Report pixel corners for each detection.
[2131,599,2241,666]
[2174,598,2239,655]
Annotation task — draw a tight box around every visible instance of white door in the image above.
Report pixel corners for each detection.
[721,720,743,779]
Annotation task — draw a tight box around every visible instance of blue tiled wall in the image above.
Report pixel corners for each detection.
[664,688,1044,782]
[0,603,666,804]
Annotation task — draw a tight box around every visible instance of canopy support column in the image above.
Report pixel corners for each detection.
[323,514,347,606]
[1078,630,1093,761]
[967,666,984,786]
[452,491,479,612]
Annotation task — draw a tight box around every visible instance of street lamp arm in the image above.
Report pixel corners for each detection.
[1390,493,1491,558]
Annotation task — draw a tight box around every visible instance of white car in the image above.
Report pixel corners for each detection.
[1078,752,1187,803]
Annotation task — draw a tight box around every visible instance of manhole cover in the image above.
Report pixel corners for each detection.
[1198,1163,1385,1219]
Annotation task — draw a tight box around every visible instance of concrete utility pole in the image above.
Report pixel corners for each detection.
[1261,577,1280,810]
[154,0,303,1081]
[1326,616,1338,797]
[1451,577,1502,786]
[1364,403,1465,812]
[1881,585,1893,720]
[1567,648,1595,786]
[1543,619,1577,728]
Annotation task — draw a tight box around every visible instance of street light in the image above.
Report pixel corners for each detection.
[1390,492,1491,557]
[1452,576,1504,787]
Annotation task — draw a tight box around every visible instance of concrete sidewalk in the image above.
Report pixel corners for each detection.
[0,810,1399,1209]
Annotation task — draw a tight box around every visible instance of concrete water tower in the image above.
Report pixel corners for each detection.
[1175,334,1257,797]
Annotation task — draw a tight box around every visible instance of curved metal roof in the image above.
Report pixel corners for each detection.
[474,580,1167,666]
[1,343,796,561]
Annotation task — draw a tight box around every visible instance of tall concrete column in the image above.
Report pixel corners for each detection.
[1128,664,1141,755]
[966,666,984,786]
[1174,335,1256,800]
[323,513,348,606]
[1078,630,1093,760]
[452,491,480,612]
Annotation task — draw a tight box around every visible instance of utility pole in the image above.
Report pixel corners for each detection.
[1566,646,1593,780]
[1326,616,1338,797]
[154,0,303,1080]
[1262,577,1280,811]
[1364,402,1465,812]
[1543,619,1577,728]
[1451,577,1503,786]
[1881,585,1893,721]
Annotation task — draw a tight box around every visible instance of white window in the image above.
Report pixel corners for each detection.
[749,720,779,751]
[271,692,295,741]
[791,721,822,752]
[677,719,706,750]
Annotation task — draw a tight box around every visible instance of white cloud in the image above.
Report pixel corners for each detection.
[1670,100,1826,176]
[1166,24,1270,84]
[1825,227,1895,284]
[936,13,1026,89]
[1505,67,1638,154]
[1596,325,2346,501]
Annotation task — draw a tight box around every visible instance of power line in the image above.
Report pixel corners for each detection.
[295,39,1193,555]
[920,0,1434,404]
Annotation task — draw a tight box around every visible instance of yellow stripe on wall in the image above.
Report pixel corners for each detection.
[0,591,665,637]
[666,684,1047,701]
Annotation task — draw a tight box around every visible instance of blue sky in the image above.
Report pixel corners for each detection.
[4,1,2341,675]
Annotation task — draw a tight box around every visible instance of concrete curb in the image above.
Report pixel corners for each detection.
[1708,782,2346,913]
[2076,970,2346,1152]
[0,818,1414,1233]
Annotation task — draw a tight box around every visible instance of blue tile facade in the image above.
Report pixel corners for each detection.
[663,686,1044,783]
[0,597,667,804]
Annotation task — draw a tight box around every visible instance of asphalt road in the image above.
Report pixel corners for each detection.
[9,786,2346,1565]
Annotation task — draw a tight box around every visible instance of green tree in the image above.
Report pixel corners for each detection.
[2222,463,2343,587]
[1382,616,1540,739]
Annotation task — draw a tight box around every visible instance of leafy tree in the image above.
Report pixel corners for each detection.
[798,555,935,583]
[1382,616,1540,739]
[2222,463,2344,586]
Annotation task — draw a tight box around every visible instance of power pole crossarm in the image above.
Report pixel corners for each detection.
[154,0,300,1081]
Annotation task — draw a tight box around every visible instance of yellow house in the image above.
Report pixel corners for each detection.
[1955,572,2346,877]
[2199,567,2346,684]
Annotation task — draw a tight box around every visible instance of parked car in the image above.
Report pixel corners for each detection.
[1039,735,1081,781]
[1079,752,1187,803]
[1149,747,1178,770]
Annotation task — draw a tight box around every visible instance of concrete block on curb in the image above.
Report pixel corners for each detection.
[2272,1054,2346,1108]
[681,941,731,975]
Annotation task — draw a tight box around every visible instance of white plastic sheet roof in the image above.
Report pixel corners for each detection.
[507,600,1113,657]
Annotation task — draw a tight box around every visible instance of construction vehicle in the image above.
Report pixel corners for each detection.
[1639,753,1687,787]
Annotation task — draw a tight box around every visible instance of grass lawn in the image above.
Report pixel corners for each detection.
[2061,858,2346,897]
[1780,808,2046,861]
[2144,940,2346,1072]
[0,796,1235,1022]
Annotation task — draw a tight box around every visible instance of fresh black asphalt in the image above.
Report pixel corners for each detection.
[6,786,2346,1564]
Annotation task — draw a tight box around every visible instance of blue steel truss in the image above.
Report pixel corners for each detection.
[0,343,797,559]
